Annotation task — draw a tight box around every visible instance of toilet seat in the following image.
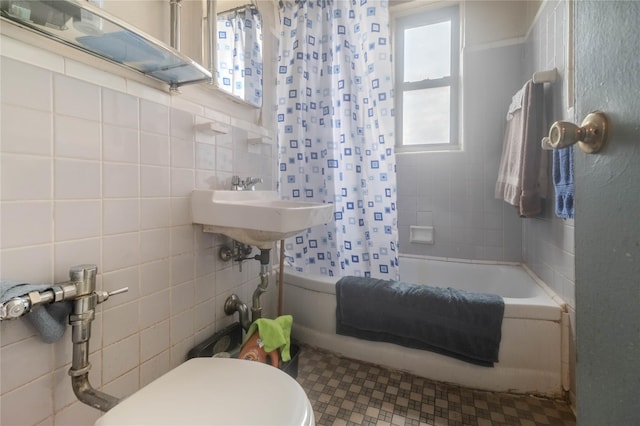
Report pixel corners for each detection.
[95,358,314,426]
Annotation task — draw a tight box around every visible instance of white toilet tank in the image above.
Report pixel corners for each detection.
[95,358,314,426]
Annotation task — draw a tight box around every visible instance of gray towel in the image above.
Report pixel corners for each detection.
[336,276,505,367]
[0,280,71,343]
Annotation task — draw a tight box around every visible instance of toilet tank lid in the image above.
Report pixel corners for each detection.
[94,358,314,426]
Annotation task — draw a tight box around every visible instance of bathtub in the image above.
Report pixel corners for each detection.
[283,255,568,396]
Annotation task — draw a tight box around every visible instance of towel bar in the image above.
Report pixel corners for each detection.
[541,111,608,154]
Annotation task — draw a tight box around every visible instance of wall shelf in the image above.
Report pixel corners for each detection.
[0,0,212,91]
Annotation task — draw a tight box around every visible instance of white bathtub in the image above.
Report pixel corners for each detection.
[283,255,568,396]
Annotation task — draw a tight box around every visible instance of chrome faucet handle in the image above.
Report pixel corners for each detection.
[95,287,129,304]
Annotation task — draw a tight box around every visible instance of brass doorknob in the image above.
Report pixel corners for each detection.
[542,111,608,153]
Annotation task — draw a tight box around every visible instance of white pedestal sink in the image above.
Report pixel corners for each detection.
[191,190,334,248]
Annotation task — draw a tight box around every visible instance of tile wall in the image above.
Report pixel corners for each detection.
[0,44,276,424]
[521,0,576,405]
[396,42,525,262]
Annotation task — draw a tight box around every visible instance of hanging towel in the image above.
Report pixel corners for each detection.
[495,80,546,217]
[0,280,72,343]
[553,146,575,218]
[242,315,293,362]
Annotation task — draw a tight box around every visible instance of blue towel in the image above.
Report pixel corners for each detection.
[336,277,505,367]
[553,146,574,219]
[0,280,71,343]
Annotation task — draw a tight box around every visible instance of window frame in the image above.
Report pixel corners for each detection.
[394,5,461,152]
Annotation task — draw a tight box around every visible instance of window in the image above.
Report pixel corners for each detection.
[395,6,460,150]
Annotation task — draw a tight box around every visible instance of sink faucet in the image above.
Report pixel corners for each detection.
[231,175,263,191]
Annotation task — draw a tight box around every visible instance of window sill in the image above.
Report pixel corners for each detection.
[395,144,463,154]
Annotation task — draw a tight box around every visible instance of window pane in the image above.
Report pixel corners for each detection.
[402,87,450,145]
[404,21,451,82]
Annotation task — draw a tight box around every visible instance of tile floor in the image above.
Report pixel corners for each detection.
[295,345,576,426]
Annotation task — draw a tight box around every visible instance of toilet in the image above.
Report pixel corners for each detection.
[95,357,315,425]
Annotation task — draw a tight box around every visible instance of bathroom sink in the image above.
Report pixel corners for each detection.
[191,190,334,248]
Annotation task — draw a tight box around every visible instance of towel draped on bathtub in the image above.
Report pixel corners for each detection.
[335,276,505,367]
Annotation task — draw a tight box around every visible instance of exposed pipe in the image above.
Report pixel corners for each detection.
[68,265,120,412]
[170,0,182,51]
[224,294,251,331]
[206,0,215,79]
[251,249,271,322]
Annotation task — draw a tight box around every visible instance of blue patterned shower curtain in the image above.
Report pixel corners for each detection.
[217,6,263,106]
[277,0,398,279]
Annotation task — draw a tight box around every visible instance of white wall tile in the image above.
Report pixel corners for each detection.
[170,168,195,197]
[140,132,170,166]
[170,197,191,226]
[170,336,194,367]
[216,146,233,172]
[53,239,101,282]
[140,198,171,230]
[140,166,170,197]
[169,108,194,140]
[103,125,139,163]
[171,225,194,256]
[140,320,170,362]
[103,199,139,235]
[140,259,170,296]
[0,375,53,426]
[194,299,216,332]
[65,58,127,94]
[1,201,52,248]
[195,247,217,279]
[171,253,195,286]
[102,89,138,128]
[54,75,100,121]
[103,163,139,198]
[102,301,139,346]
[54,159,101,199]
[170,309,194,345]
[102,368,140,400]
[54,114,101,159]
[1,154,52,201]
[0,245,53,284]
[195,142,216,170]
[139,351,171,388]
[102,233,139,273]
[171,280,195,315]
[195,272,216,301]
[140,229,171,264]
[0,58,52,111]
[140,99,169,135]
[139,289,170,328]
[102,334,139,384]
[170,138,194,168]
[0,337,53,394]
[1,105,52,155]
[53,399,101,426]
[54,200,101,241]
[102,267,140,307]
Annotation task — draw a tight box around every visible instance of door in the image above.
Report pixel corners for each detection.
[574,2,640,424]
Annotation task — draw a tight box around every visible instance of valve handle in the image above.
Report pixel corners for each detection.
[96,287,129,304]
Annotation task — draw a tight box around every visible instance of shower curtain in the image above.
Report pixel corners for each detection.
[216,6,263,106]
[277,0,398,279]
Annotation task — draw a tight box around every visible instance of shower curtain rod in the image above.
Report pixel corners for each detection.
[218,3,257,14]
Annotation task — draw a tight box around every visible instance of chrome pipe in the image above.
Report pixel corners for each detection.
[251,264,270,323]
[67,265,120,412]
[206,0,215,78]
[224,294,251,331]
[170,0,182,50]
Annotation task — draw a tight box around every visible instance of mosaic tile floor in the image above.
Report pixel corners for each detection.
[296,345,576,426]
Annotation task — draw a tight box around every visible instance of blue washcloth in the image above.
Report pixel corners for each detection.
[0,280,71,343]
[553,146,574,219]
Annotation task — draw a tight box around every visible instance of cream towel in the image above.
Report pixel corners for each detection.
[495,80,546,217]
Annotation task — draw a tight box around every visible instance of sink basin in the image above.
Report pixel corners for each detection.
[191,190,334,248]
